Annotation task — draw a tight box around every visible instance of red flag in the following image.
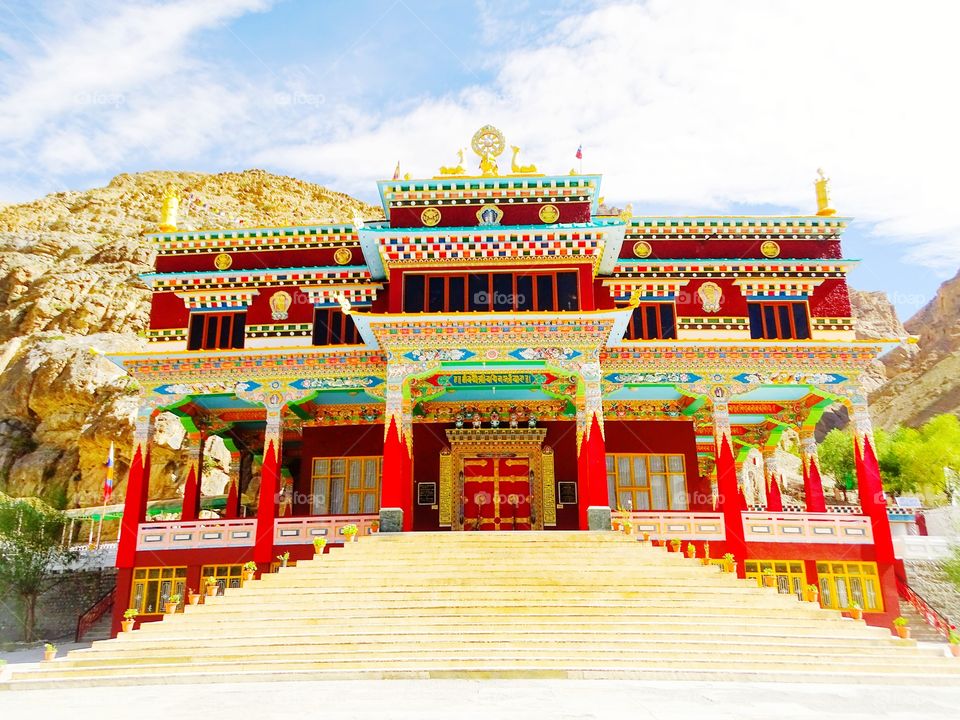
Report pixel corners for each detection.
[392,161,401,180]
[575,144,582,160]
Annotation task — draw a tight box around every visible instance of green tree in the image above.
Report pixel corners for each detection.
[817,428,855,491]
[0,495,77,641]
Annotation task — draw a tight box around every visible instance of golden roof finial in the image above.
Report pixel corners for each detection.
[471,125,505,177]
[814,168,836,216]
[159,184,181,232]
[509,146,537,174]
[439,148,466,176]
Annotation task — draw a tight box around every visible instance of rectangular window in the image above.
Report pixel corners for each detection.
[748,301,811,340]
[625,302,677,340]
[401,271,581,313]
[312,308,361,346]
[187,312,246,351]
[816,561,883,612]
[129,567,187,614]
[200,564,243,596]
[311,456,382,515]
[745,560,807,600]
[605,454,688,511]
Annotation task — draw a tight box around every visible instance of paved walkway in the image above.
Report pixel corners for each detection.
[0,679,956,719]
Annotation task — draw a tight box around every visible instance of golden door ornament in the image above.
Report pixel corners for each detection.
[333,247,353,265]
[698,281,723,313]
[421,207,442,227]
[269,291,292,320]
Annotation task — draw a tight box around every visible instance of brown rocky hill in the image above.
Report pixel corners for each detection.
[0,170,379,509]
[870,269,960,429]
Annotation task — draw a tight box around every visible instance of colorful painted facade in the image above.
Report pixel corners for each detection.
[110,127,900,635]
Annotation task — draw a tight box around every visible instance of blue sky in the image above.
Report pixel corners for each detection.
[1,0,958,321]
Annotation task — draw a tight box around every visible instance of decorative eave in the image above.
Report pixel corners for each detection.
[349,307,634,354]
[600,339,897,377]
[623,215,852,239]
[145,224,361,255]
[107,346,387,386]
[376,174,603,220]
[610,258,858,279]
[358,220,626,280]
[140,266,374,292]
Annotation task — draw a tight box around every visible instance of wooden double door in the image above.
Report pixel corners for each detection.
[462,456,532,531]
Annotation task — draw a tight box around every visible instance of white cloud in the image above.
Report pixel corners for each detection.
[252,0,960,270]
[3,0,960,276]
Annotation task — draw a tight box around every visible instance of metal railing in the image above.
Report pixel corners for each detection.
[896,577,954,640]
[75,587,115,642]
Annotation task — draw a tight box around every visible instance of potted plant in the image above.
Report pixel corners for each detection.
[203,576,218,597]
[313,537,327,557]
[164,594,180,614]
[43,643,56,661]
[343,524,359,543]
[847,602,863,621]
[669,538,681,553]
[370,520,380,534]
[186,587,200,606]
[892,616,910,639]
[761,568,777,588]
[242,561,257,582]
[121,609,138,632]
[642,531,650,543]
[803,584,819,604]
[948,629,960,658]
[701,541,711,565]
[685,543,696,559]
[622,521,633,536]
[277,551,290,567]
[722,553,735,573]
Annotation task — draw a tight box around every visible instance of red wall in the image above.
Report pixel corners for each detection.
[602,420,707,510]
[155,247,362,273]
[619,238,844,261]
[297,424,386,516]
[388,202,591,228]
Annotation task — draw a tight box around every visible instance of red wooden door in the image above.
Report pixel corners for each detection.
[463,456,531,530]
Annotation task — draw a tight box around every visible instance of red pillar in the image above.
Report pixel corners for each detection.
[855,433,895,564]
[254,424,281,564]
[117,418,152,569]
[716,432,747,577]
[180,433,203,522]
[577,414,609,530]
[766,476,783,512]
[381,416,412,531]
[800,430,827,512]
[225,480,239,519]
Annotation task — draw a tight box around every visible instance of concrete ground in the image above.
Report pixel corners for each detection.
[0,679,957,719]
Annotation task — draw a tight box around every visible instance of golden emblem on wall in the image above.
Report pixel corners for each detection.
[270,291,292,320]
[421,207,442,227]
[538,204,560,224]
[698,281,723,313]
[760,240,781,258]
[214,252,233,270]
[633,241,653,258]
[334,247,353,265]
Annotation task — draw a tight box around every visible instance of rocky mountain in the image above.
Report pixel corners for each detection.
[0,170,379,509]
[870,269,960,429]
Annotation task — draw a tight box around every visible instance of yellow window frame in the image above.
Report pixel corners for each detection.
[129,566,187,614]
[606,453,688,511]
[816,561,883,612]
[311,456,382,515]
[745,559,807,599]
[200,564,243,595]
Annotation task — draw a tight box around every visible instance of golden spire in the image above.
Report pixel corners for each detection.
[159,184,181,231]
[814,168,836,216]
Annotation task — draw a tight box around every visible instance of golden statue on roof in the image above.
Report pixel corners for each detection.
[159,184,181,232]
[471,125,505,176]
[814,168,836,216]
[439,149,466,176]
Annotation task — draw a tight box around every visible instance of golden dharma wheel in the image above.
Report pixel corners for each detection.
[760,240,781,258]
[214,252,233,270]
[471,125,505,158]
[421,207,442,227]
[334,247,353,265]
[538,204,560,224]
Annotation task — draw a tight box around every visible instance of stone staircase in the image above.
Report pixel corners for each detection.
[5,532,960,688]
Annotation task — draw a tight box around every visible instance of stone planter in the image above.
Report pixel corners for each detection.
[121,619,135,633]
